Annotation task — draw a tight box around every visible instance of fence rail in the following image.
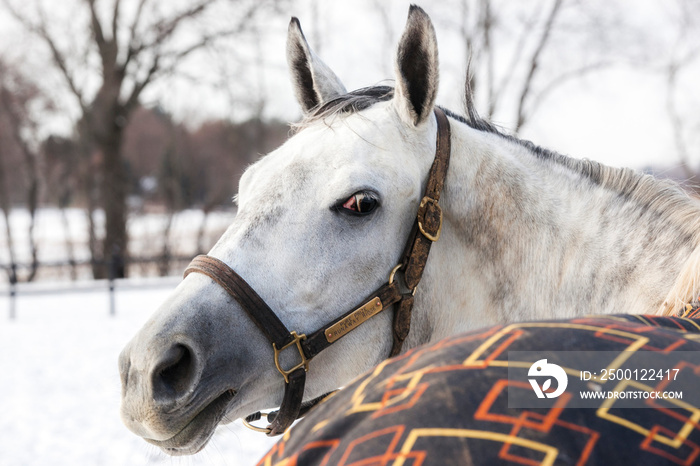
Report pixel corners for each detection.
[1,256,191,319]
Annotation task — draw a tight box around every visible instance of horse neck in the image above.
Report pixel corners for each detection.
[411,117,700,346]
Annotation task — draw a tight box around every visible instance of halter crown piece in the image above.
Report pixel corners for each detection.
[183,108,452,436]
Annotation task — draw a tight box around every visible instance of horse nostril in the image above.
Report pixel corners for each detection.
[152,344,197,402]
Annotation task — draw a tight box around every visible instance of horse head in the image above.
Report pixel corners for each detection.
[119,6,448,455]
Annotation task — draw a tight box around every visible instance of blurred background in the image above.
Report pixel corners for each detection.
[0,0,699,464]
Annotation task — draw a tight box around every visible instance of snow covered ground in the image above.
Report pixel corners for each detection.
[0,277,279,466]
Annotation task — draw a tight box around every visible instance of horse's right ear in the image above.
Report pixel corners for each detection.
[393,5,439,126]
[287,18,347,114]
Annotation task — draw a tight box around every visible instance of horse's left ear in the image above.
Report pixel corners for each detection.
[393,5,439,126]
[287,17,347,114]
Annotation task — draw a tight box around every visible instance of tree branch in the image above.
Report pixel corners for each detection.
[480,0,495,119]
[666,61,692,178]
[126,0,217,61]
[2,0,88,112]
[490,4,544,118]
[123,0,261,112]
[85,0,107,50]
[112,0,122,41]
[665,47,700,179]
[515,0,564,133]
[85,0,119,71]
[525,60,612,122]
[124,0,150,67]
[123,55,160,113]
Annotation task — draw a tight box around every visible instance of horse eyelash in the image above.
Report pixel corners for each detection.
[331,191,380,215]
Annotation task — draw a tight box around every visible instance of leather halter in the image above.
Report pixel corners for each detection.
[183,107,451,436]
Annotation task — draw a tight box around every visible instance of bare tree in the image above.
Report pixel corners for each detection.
[666,56,699,180]
[42,135,81,279]
[431,0,622,134]
[156,112,189,276]
[0,119,18,285]
[663,0,700,181]
[2,0,281,278]
[0,58,49,282]
[187,118,288,253]
[513,0,563,132]
[371,0,397,77]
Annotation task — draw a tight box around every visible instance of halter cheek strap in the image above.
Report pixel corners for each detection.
[391,106,452,356]
[183,107,451,436]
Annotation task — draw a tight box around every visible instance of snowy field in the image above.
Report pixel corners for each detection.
[0,278,279,466]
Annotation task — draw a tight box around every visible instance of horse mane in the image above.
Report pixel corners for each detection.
[295,83,700,315]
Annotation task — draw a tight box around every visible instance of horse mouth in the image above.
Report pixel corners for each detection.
[145,389,237,456]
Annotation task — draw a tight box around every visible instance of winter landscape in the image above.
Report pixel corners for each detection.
[0,275,279,466]
[1,1,699,465]
[0,207,280,465]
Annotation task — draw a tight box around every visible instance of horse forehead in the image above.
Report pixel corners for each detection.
[244,113,407,197]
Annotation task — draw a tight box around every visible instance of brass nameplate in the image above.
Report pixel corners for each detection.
[325,297,383,343]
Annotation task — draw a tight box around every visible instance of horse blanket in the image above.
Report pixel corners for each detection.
[258,313,700,465]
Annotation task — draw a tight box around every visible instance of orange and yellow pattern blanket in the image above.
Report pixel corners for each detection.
[258,314,700,466]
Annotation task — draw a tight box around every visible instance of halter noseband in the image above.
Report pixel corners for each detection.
[183,107,451,436]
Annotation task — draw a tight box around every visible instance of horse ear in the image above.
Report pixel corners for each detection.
[393,5,439,126]
[287,17,347,114]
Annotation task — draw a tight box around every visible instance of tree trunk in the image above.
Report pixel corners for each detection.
[0,148,17,285]
[23,143,40,282]
[159,211,174,276]
[77,117,105,279]
[59,206,78,280]
[99,126,128,279]
[86,65,130,280]
[196,207,211,255]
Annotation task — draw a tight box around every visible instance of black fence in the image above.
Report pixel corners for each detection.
[0,256,191,319]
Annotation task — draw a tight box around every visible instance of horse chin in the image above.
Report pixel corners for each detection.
[145,389,237,456]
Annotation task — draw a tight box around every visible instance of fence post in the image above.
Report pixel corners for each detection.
[9,281,16,320]
[9,263,17,320]
[108,277,115,316]
[108,255,116,317]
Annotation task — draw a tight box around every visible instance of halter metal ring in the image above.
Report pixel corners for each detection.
[273,331,309,383]
[388,264,402,285]
[388,264,417,296]
[242,413,272,434]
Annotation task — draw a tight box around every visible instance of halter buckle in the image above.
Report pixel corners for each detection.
[417,196,442,242]
[273,331,309,383]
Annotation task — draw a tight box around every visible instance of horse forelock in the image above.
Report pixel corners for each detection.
[291,85,395,133]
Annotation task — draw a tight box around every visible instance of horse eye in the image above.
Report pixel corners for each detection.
[340,192,379,215]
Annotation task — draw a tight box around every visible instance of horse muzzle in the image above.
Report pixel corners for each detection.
[118,337,238,454]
